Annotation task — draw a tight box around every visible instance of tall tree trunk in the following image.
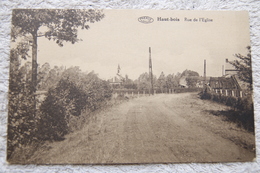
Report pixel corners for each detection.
[31,33,38,115]
[31,33,38,93]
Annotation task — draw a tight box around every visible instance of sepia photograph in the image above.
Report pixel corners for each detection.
[7,9,255,164]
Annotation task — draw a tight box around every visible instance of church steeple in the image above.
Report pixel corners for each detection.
[117,64,121,74]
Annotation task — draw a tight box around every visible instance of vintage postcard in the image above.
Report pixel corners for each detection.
[8,9,255,164]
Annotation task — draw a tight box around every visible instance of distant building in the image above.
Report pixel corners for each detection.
[108,76,123,86]
[179,76,187,88]
[209,76,241,90]
[108,64,125,88]
[179,76,210,88]
[221,58,249,90]
[225,58,238,76]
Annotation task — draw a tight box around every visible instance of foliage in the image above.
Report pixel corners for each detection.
[136,72,151,91]
[200,47,254,131]
[38,67,112,141]
[181,69,199,78]
[37,63,65,90]
[166,74,179,89]
[8,57,112,158]
[9,9,112,160]
[157,72,167,92]
[181,69,200,88]
[12,9,105,45]
[122,75,137,89]
[8,48,37,159]
[135,70,199,92]
[186,76,200,88]
[200,92,254,131]
[200,91,253,112]
[229,46,252,90]
[11,9,105,93]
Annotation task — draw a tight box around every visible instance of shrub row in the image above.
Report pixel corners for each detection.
[200,91,254,132]
[8,64,113,159]
[200,91,253,111]
[38,67,113,141]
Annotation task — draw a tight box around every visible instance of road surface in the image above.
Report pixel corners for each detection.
[29,93,255,164]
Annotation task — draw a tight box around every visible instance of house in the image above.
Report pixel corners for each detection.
[108,76,123,87]
[209,76,240,90]
[179,76,210,88]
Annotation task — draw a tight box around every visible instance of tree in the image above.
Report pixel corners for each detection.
[38,67,112,140]
[157,72,167,93]
[166,74,178,89]
[180,69,199,88]
[136,72,157,91]
[8,45,36,159]
[181,69,199,78]
[123,75,137,89]
[229,46,252,90]
[12,9,105,93]
[186,76,199,88]
[174,72,181,86]
[136,72,150,90]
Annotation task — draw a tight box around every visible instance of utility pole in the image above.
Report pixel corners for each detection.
[149,47,154,95]
[203,59,206,91]
[204,59,206,79]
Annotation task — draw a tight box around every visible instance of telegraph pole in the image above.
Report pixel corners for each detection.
[204,59,206,80]
[203,59,206,91]
[149,47,154,95]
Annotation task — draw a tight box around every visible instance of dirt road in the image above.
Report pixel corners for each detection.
[30,93,255,164]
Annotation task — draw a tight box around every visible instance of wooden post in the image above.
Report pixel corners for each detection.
[232,90,234,97]
[240,91,243,98]
[225,90,228,96]
[149,47,154,95]
[203,59,206,92]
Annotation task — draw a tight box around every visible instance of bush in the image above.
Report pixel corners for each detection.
[200,91,254,131]
[38,67,112,141]
[201,91,253,112]
[8,49,38,159]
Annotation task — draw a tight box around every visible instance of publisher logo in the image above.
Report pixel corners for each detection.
[138,16,154,24]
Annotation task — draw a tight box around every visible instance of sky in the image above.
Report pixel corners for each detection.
[35,10,250,80]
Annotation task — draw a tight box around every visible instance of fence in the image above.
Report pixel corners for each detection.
[112,88,203,98]
[173,88,203,93]
[211,88,244,98]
